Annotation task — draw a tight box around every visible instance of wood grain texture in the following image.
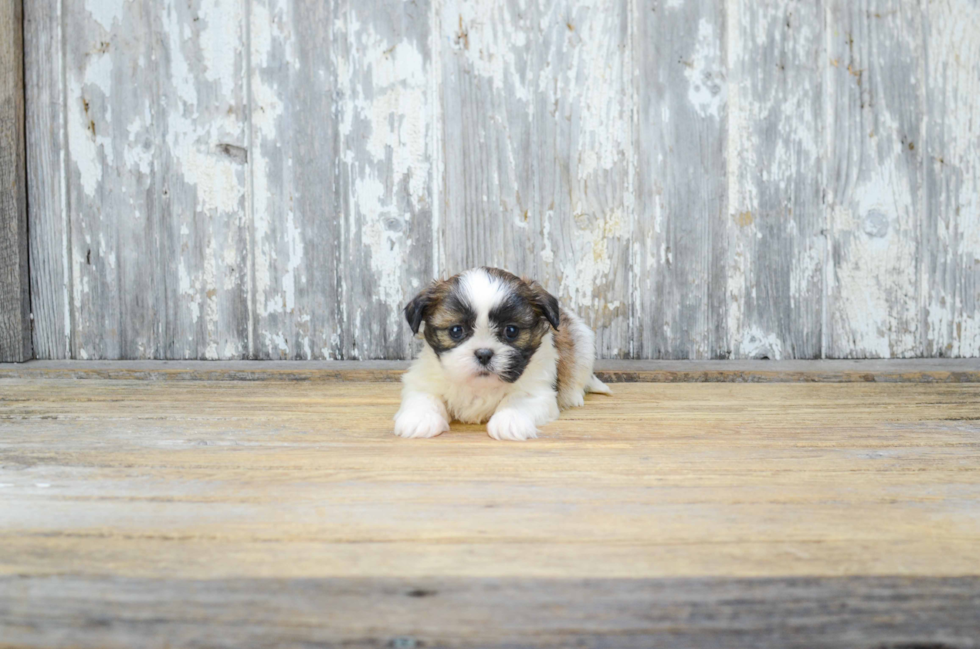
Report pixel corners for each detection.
[63,0,250,360]
[22,0,980,360]
[24,0,70,360]
[2,576,979,648]
[825,0,925,358]
[725,0,824,359]
[0,0,32,363]
[0,379,979,644]
[440,0,632,357]
[248,0,345,360]
[0,380,977,578]
[633,0,729,359]
[338,0,436,360]
[922,0,980,358]
[249,0,435,361]
[439,0,534,276]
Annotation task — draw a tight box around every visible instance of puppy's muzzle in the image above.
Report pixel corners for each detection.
[475,349,494,367]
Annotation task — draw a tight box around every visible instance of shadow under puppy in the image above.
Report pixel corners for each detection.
[395,267,611,441]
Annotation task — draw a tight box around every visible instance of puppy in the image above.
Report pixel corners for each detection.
[394,267,611,441]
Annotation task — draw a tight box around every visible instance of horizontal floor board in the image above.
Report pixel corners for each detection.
[1,379,978,646]
[2,575,979,648]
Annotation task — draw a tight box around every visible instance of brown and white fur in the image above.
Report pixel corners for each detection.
[394,267,611,441]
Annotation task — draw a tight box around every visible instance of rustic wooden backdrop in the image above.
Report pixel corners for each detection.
[1,0,31,363]
[20,0,980,361]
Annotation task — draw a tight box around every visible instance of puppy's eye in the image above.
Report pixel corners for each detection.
[448,325,465,341]
[503,325,520,341]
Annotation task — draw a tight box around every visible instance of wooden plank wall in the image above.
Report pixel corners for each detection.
[22,0,980,360]
[0,0,32,362]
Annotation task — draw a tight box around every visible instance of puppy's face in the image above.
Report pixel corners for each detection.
[405,268,560,384]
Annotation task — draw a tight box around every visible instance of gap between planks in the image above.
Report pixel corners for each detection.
[0,359,979,383]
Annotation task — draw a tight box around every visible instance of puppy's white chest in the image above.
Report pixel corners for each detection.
[443,381,510,424]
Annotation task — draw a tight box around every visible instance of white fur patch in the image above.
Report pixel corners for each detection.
[459,268,510,328]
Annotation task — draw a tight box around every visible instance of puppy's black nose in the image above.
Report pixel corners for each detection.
[475,349,494,366]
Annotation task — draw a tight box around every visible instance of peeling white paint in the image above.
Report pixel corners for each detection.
[362,83,428,205]
[356,176,406,313]
[724,0,824,358]
[343,12,432,340]
[280,211,303,313]
[540,212,555,265]
[559,210,626,313]
[198,0,242,89]
[163,4,246,216]
[250,1,288,322]
[68,53,114,197]
[736,326,785,360]
[47,0,980,361]
[86,0,127,31]
[123,115,153,175]
[923,0,980,357]
[684,19,726,119]
[537,1,629,183]
[828,73,920,358]
[445,0,530,101]
[269,332,289,357]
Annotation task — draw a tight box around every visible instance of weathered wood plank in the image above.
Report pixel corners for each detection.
[439,0,536,276]
[922,0,980,358]
[0,380,979,646]
[248,0,343,360]
[338,0,436,360]
[64,0,250,359]
[725,0,824,359]
[0,0,32,363]
[21,0,980,361]
[530,0,632,358]
[250,0,434,361]
[24,0,71,360]
[2,379,979,641]
[2,575,978,648]
[825,0,925,358]
[3,358,980,383]
[0,381,978,580]
[633,0,729,359]
[439,0,633,357]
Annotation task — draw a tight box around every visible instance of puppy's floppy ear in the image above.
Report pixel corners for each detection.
[527,280,561,330]
[405,280,445,335]
[404,287,430,335]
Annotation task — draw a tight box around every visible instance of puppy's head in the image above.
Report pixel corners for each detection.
[405,267,560,384]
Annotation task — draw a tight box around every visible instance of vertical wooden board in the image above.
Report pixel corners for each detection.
[724,0,824,360]
[338,0,436,360]
[532,0,632,358]
[251,0,432,361]
[65,0,250,359]
[248,0,344,359]
[0,0,31,362]
[922,0,980,358]
[633,0,729,359]
[824,0,924,358]
[440,0,632,358]
[24,0,71,359]
[439,0,536,276]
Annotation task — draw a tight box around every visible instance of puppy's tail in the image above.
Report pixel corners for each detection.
[585,374,612,395]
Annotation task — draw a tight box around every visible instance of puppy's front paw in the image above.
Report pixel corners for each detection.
[394,408,450,439]
[487,409,538,442]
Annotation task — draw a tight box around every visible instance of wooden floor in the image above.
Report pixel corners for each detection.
[2,376,979,647]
